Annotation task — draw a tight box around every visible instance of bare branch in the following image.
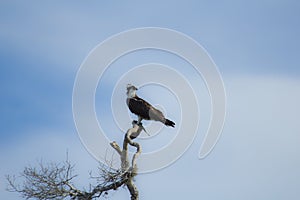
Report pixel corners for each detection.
[6,120,143,200]
[6,158,82,199]
[112,120,143,200]
[110,142,122,156]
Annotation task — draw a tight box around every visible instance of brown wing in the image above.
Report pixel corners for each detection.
[126,96,151,120]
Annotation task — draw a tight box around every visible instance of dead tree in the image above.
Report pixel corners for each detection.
[6,121,144,200]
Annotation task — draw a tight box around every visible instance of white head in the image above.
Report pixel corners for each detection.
[126,84,138,98]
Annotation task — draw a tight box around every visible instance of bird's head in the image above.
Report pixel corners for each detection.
[126,84,138,98]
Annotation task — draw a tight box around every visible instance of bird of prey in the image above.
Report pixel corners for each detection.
[126,84,175,127]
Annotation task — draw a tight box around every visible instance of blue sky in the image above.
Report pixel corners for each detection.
[1,1,300,199]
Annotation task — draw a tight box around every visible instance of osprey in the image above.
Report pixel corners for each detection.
[126,84,175,127]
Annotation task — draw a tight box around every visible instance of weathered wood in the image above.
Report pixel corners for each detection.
[110,121,143,200]
[6,121,144,200]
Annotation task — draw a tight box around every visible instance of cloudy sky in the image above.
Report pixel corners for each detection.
[1,1,300,199]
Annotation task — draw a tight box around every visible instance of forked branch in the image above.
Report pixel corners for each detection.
[6,121,144,200]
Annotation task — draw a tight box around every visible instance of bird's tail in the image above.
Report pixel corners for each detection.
[165,119,175,127]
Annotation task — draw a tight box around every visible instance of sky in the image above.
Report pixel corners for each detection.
[1,0,300,199]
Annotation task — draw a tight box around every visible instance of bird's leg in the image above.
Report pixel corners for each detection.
[137,116,143,125]
[136,117,150,136]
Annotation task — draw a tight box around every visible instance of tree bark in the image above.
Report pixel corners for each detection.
[6,121,144,200]
[110,121,143,200]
